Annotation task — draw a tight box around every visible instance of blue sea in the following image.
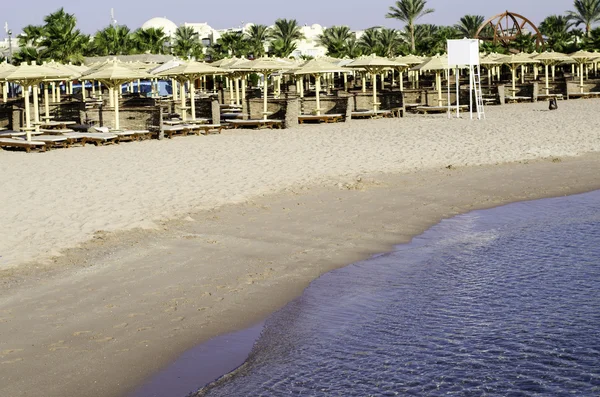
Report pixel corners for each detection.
[134,190,600,397]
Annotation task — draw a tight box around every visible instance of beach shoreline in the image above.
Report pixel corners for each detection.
[1,100,600,396]
[1,153,600,397]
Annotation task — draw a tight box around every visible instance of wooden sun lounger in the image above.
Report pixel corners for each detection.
[194,124,222,134]
[506,96,532,103]
[298,114,344,124]
[537,94,564,101]
[227,119,283,129]
[0,138,46,153]
[20,134,71,149]
[62,132,119,146]
[39,128,74,134]
[162,125,190,139]
[350,110,393,119]
[568,91,600,99]
[0,131,27,138]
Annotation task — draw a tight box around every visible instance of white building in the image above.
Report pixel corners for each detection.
[140,17,329,58]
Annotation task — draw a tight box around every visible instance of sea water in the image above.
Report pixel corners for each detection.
[196,190,600,396]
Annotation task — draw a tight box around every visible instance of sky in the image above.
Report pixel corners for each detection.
[2,0,575,37]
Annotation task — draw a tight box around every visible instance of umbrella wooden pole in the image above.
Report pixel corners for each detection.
[92,81,96,97]
[180,81,187,121]
[343,73,348,91]
[81,80,87,100]
[551,65,556,82]
[520,65,525,84]
[400,71,404,91]
[544,64,549,95]
[172,79,178,101]
[361,73,366,93]
[114,85,120,130]
[99,82,102,100]
[108,87,114,107]
[580,63,584,93]
[235,77,240,106]
[2,82,7,102]
[44,83,50,120]
[299,76,304,98]
[436,72,442,107]
[51,83,56,103]
[229,77,234,105]
[380,73,385,90]
[511,67,516,93]
[189,78,196,121]
[315,73,321,116]
[372,73,378,113]
[24,86,31,141]
[241,76,246,107]
[263,72,269,120]
[33,84,40,128]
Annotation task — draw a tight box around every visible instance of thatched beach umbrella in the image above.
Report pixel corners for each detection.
[293,58,351,116]
[0,61,17,102]
[236,57,295,120]
[497,53,539,94]
[411,55,449,106]
[347,55,406,112]
[80,60,152,130]
[396,54,424,89]
[42,61,82,123]
[568,50,600,93]
[533,52,572,95]
[0,62,72,140]
[156,61,222,121]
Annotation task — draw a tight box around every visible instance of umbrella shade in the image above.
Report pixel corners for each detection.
[236,57,296,120]
[410,54,449,71]
[533,51,572,65]
[293,59,352,116]
[498,53,539,92]
[0,62,73,140]
[395,54,425,65]
[80,60,153,130]
[348,55,407,113]
[157,61,222,77]
[568,50,600,62]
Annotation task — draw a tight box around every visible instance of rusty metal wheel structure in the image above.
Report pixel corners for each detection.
[475,11,544,49]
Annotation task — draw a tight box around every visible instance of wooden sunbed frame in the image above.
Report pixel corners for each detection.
[0,138,46,153]
[350,110,393,119]
[567,91,600,99]
[506,96,533,103]
[227,119,283,129]
[298,114,344,124]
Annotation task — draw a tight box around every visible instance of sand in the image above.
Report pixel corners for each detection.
[0,100,599,397]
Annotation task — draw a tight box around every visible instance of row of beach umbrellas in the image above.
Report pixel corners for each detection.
[1,50,599,139]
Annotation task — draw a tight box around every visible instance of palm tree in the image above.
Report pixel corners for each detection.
[133,27,168,54]
[386,0,435,53]
[91,25,135,56]
[342,36,362,58]
[18,25,45,47]
[413,24,438,54]
[172,26,202,60]
[11,47,45,65]
[40,8,88,63]
[454,15,485,38]
[245,24,270,58]
[318,25,353,58]
[217,31,248,57]
[511,32,536,53]
[358,28,382,56]
[269,19,304,57]
[539,15,575,52]
[567,0,600,37]
[378,28,403,57]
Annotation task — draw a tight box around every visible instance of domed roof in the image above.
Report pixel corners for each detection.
[141,17,178,37]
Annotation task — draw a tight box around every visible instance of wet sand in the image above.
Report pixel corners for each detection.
[1,153,599,397]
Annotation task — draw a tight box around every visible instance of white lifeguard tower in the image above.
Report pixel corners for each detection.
[447,39,485,120]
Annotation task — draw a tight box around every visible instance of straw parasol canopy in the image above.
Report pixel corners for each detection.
[0,62,17,102]
[533,51,572,93]
[155,61,222,120]
[80,60,152,130]
[347,54,407,112]
[410,55,450,106]
[568,50,600,92]
[293,58,351,115]
[0,62,73,140]
[236,57,296,120]
[498,53,539,92]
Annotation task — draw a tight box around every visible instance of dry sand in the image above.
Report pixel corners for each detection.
[0,100,599,397]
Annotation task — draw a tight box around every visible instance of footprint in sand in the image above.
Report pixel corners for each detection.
[170,316,185,323]
[137,326,154,332]
[127,313,145,318]
[48,341,69,352]
[1,357,24,364]
[163,306,177,313]
[1,348,24,356]
[113,322,129,329]
[94,337,114,343]
[73,331,92,337]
